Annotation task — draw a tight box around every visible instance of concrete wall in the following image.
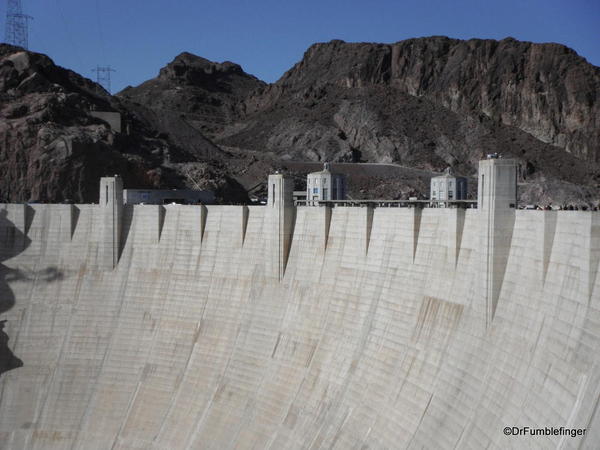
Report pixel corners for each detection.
[89,111,122,133]
[0,203,598,449]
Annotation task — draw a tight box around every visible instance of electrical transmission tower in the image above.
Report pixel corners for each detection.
[92,65,116,94]
[4,0,33,49]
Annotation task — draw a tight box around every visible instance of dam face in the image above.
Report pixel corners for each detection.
[0,166,599,449]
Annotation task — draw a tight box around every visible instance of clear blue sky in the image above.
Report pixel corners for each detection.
[2,0,599,93]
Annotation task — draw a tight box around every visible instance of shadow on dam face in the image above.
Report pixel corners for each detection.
[0,320,22,376]
[0,209,64,378]
[0,209,29,377]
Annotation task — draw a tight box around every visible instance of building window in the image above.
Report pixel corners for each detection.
[313,188,318,194]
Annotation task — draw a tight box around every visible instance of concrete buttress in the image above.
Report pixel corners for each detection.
[267,174,295,280]
[478,158,517,326]
[100,176,123,269]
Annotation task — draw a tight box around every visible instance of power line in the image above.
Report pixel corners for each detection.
[4,0,33,49]
[92,65,116,94]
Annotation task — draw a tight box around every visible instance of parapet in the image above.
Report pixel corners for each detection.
[267,173,294,208]
[477,157,518,210]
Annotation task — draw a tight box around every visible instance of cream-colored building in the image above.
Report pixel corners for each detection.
[306,163,346,205]
[430,167,468,206]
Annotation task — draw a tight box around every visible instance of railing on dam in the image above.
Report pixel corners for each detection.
[295,199,478,208]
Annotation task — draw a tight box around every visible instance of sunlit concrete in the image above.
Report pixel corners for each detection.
[0,163,598,449]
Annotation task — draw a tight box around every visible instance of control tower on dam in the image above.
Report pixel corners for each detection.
[0,158,598,449]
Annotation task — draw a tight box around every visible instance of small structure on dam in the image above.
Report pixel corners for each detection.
[306,162,347,205]
[430,167,468,207]
[0,156,599,449]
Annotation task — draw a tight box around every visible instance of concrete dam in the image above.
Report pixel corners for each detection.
[0,159,598,449]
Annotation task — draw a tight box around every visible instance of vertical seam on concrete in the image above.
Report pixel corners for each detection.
[119,205,134,257]
[199,205,207,243]
[365,206,373,256]
[113,188,118,267]
[542,211,557,285]
[71,205,79,240]
[455,209,466,268]
[241,206,249,246]
[589,214,600,301]
[324,206,332,250]
[412,208,422,263]
[24,204,33,237]
[280,208,296,281]
[157,206,166,243]
[279,183,282,280]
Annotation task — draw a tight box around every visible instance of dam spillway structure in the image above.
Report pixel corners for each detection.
[0,158,599,449]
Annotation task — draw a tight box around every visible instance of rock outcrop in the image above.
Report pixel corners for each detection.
[2,36,600,205]
[0,45,247,203]
[213,38,600,204]
[254,37,600,161]
[119,52,265,139]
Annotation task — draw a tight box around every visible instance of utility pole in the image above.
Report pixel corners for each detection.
[92,65,116,94]
[4,0,33,49]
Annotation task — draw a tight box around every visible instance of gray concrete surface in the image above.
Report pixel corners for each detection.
[0,164,599,448]
[89,111,122,133]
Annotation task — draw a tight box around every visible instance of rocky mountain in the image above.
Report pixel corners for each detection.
[215,37,600,204]
[2,36,599,205]
[0,44,247,203]
[119,52,265,139]
[247,37,599,161]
